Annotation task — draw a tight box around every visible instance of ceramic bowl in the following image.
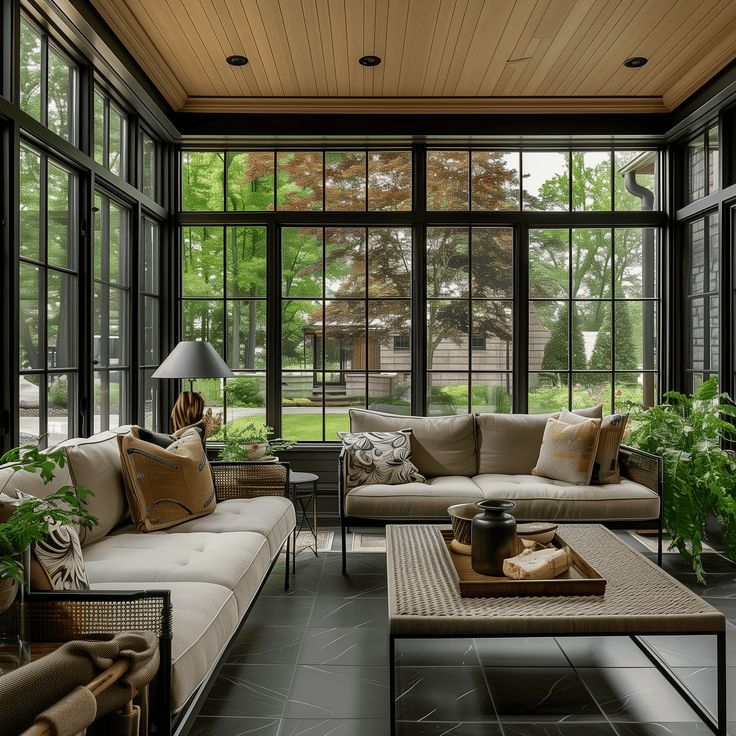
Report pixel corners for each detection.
[516,522,559,545]
[447,503,479,546]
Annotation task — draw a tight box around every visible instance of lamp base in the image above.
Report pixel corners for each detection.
[171,391,205,432]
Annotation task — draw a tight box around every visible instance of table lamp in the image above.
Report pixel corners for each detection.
[152,341,234,431]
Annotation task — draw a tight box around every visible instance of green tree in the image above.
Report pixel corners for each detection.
[540,305,586,384]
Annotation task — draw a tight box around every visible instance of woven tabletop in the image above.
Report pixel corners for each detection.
[386,524,725,637]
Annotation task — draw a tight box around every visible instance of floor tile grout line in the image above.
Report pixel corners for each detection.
[473,636,506,735]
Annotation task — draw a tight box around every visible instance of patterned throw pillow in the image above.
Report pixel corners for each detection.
[532,417,601,485]
[339,430,426,488]
[0,492,89,591]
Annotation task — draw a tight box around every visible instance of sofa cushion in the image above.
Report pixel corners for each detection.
[339,430,425,487]
[160,497,295,559]
[83,531,271,615]
[344,476,483,518]
[532,416,601,485]
[348,409,477,478]
[476,406,603,475]
[472,474,659,521]
[0,461,73,501]
[91,580,239,712]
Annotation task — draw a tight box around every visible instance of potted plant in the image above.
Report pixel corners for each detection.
[216,423,292,461]
[0,441,96,614]
[625,376,736,582]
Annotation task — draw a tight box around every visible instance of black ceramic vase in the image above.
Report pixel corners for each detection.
[471,499,517,576]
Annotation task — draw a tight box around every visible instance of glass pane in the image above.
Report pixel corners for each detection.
[324,300,365,371]
[472,302,513,370]
[615,228,657,298]
[616,301,655,371]
[710,296,719,371]
[530,301,567,372]
[94,370,126,432]
[182,300,224,356]
[47,373,74,444]
[427,301,467,371]
[181,226,224,296]
[226,226,267,297]
[19,375,40,443]
[181,151,225,211]
[690,297,705,370]
[109,200,129,286]
[47,270,77,369]
[369,301,411,371]
[142,219,160,294]
[227,151,275,211]
[142,134,156,200]
[615,372,657,412]
[572,228,611,299]
[326,228,366,297]
[276,151,323,210]
[427,373,468,415]
[572,151,611,211]
[142,296,159,365]
[282,226,322,297]
[93,91,105,165]
[368,151,411,211]
[614,151,656,211]
[687,219,705,295]
[19,263,41,369]
[94,285,127,367]
[282,300,321,369]
[471,151,519,211]
[108,104,125,177]
[326,372,366,437]
[368,227,411,297]
[528,372,567,414]
[427,150,469,210]
[282,372,322,440]
[227,300,266,370]
[19,18,42,122]
[687,134,706,202]
[195,378,222,415]
[19,146,41,261]
[368,373,411,414]
[471,373,512,414]
[472,227,513,298]
[529,229,568,298]
[571,373,612,414]
[427,227,468,298]
[47,47,74,141]
[708,126,719,194]
[522,151,569,211]
[325,151,366,210]
[708,213,719,292]
[226,373,266,425]
[140,368,158,430]
[47,162,74,269]
[576,301,611,371]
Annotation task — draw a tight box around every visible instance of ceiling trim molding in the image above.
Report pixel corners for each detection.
[179,96,668,115]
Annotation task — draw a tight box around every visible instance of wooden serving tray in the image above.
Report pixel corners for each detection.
[440,529,607,598]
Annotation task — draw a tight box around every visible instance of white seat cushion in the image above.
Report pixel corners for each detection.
[91,581,239,711]
[344,476,483,518]
[161,497,295,559]
[83,531,271,615]
[472,474,660,521]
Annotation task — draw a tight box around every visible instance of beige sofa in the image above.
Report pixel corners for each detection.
[339,409,662,572]
[0,426,296,735]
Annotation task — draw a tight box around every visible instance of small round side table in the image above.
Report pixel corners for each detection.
[288,471,319,572]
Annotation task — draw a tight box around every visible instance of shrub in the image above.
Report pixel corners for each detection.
[227,376,265,407]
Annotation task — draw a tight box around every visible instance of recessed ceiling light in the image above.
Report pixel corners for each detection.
[226,55,249,67]
[624,57,648,68]
[359,55,381,67]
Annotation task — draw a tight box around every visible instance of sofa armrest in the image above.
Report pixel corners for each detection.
[618,445,663,497]
[211,461,289,501]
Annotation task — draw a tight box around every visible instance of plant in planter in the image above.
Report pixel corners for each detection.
[625,376,736,582]
[215,423,292,461]
[0,441,96,613]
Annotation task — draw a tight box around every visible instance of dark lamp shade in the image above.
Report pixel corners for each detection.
[151,341,234,380]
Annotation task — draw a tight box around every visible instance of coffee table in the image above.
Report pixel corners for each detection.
[386,524,727,735]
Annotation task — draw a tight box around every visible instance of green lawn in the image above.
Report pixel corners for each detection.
[228,413,348,441]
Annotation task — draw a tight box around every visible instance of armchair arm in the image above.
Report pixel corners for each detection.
[618,445,663,497]
[211,461,289,501]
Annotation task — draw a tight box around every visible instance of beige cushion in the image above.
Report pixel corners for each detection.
[0,462,73,501]
[348,409,477,478]
[83,531,271,615]
[160,497,296,559]
[344,476,483,518]
[476,406,603,475]
[533,417,601,485]
[91,580,239,711]
[472,474,660,521]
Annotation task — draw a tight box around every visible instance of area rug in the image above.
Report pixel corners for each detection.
[290,530,334,554]
[351,532,387,552]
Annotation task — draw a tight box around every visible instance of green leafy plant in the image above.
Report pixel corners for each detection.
[0,441,96,583]
[625,377,736,582]
[215,423,292,461]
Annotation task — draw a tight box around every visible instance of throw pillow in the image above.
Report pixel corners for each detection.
[0,492,89,591]
[339,430,426,487]
[556,409,629,484]
[532,416,601,485]
[118,427,216,532]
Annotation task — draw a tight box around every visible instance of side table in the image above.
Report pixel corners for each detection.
[288,471,319,572]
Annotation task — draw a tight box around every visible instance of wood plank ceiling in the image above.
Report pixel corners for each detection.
[91,0,736,114]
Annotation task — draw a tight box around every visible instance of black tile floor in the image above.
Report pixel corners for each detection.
[189,530,736,736]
